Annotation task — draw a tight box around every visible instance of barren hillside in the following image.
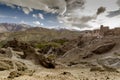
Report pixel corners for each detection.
[0,26,120,80]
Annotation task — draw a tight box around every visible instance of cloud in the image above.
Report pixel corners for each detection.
[59,23,92,31]
[33,21,43,26]
[58,0,119,29]
[58,13,96,29]
[0,0,119,30]
[72,23,91,28]
[32,14,37,18]
[33,13,44,19]
[61,16,96,24]
[106,9,120,17]
[22,7,33,14]
[0,0,67,15]
[117,0,120,7]
[65,0,85,10]
[20,20,29,24]
[0,0,86,15]
[6,3,16,8]
[96,7,106,15]
[0,0,87,29]
[58,6,106,29]
[38,13,44,19]
[58,15,92,29]
[33,21,41,25]
[80,16,96,23]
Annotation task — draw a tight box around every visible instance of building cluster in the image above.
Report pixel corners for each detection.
[83,25,120,38]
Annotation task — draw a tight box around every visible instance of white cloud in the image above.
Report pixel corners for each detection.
[33,13,44,19]
[88,13,120,29]
[32,14,37,18]
[41,23,44,26]
[22,7,33,14]
[58,0,119,29]
[38,13,44,19]
[59,20,63,23]
[6,3,16,8]
[33,21,41,25]
[0,0,66,15]
[33,21,44,26]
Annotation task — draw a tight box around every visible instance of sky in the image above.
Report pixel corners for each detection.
[0,0,120,30]
[0,3,61,28]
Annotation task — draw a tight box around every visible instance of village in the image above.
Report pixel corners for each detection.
[83,25,120,38]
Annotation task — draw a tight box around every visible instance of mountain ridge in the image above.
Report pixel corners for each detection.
[0,23,31,33]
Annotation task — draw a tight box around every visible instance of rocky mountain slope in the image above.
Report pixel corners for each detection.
[0,25,120,80]
[0,32,120,80]
[0,23,31,33]
[0,26,81,42]
[1,31,120,70]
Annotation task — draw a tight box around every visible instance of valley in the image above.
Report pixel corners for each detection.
[0,24,120,80]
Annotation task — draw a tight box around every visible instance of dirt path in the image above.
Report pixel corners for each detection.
[0,68,120,80]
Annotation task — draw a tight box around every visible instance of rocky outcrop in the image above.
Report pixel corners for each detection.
[2,38,38,61]
[8,70,35,79]
[38,54,55,68]
[0,59,27,71]
[97,57,120,71]
[92,42,116,54]
[2,39,57,69]
[0,47,27,71]
[2,38,34,52]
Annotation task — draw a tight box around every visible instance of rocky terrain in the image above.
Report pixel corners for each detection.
[0,25,120,80]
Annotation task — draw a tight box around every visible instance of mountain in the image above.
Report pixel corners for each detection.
[0,25,120,79]
[0,23,31,33]
[1,26,120,70]
[0,25,82,42]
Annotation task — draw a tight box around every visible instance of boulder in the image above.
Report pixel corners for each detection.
[92,42,115,54]
[38,54,55,68]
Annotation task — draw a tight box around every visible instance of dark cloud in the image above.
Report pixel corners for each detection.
[72,23,92,29]
[117,0,120,7]
[106,8,120,17]
[96,7,106,15]
[79,7,106,23]
[80,16,96,23]
[65,0,85,10]
[60,15,95,24]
